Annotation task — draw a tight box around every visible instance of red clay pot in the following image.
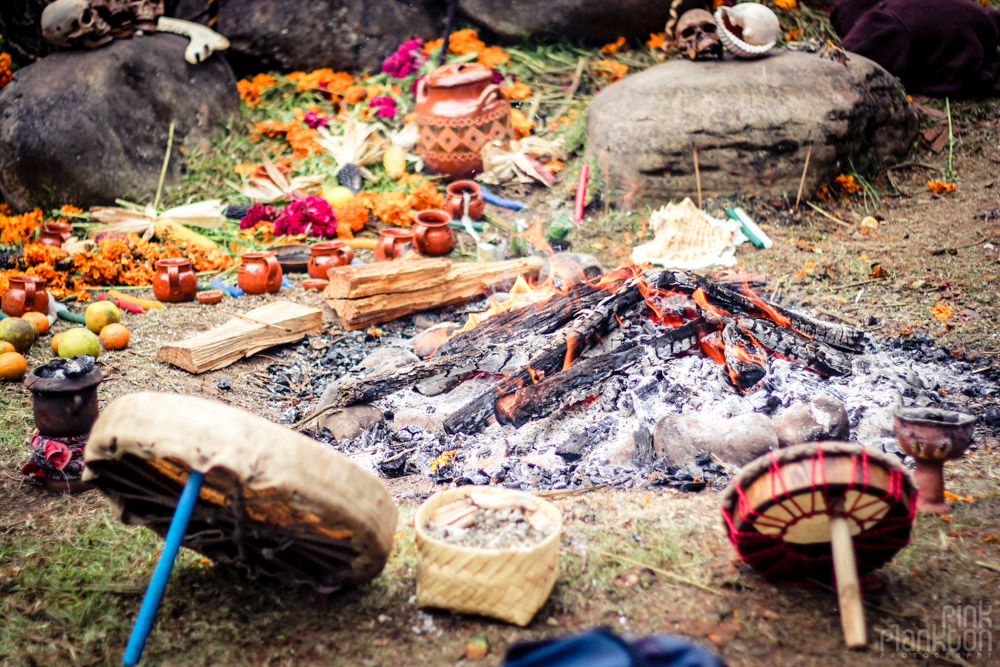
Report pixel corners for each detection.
[2,275,49,317]
[374,228,414,261]
[307,240,354,280]
[38,221,74,248]
[444,180,485,221]
[152,258,197,303]
[302,278,329,291]
[197,290,224,305]
[415,63,513,180]
[238,251,283,294]
[413,210,455,256]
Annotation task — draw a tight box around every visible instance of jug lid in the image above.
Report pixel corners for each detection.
[425,62,493,88]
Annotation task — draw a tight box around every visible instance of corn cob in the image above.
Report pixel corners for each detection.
[382,146,407,180]
[153,220,218,251]
[108,290,164,310]
[343,238,378,250]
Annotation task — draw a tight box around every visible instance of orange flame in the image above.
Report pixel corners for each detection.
[699,333,726,365]
[691,288,730,319]
[563,334,578,371]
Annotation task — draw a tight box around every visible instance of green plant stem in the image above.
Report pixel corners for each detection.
[945,97,955,181]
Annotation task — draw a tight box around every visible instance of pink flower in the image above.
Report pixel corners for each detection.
[369,95,397,119]
[303,111,329,129]
[274,196,337,238]
[382,37,425,79]
[239,203,277,230]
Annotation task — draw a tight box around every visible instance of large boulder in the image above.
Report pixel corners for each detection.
[0,33,238,211]
[458,0,673,43]
[586,50,917,207]
[171,0,440,73]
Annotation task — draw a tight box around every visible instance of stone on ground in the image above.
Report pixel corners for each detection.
[586,50,917,207]
[0,33,238,211]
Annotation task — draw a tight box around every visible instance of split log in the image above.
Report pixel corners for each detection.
[722,319,767,390]
[323,257,545,330]
[157,301,322,373]
[735,316,852,377]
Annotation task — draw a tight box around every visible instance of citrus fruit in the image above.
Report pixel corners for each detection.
[323,185,354,207]
[57,327,101,359]
[0,341,14,354]
[21,311,49,335]
[0,317,38,353]
[99,323,130,350]
[0,351,27,381]
[85,301,121,334]
[51,331,64,354]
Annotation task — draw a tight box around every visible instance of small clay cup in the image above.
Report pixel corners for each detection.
[152,258,198,303]
[238,251,283,294]
[894,407,976,513]
[24,364,103,438]
[2,275,49,317]
[38,221,74,248]
[307,240,354,279]
[375,228,414,261]
[303,278,329,291]
[444,180,484,221]
[197,290,224,305]
[413,210,455,256]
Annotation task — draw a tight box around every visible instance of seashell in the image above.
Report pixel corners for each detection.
[632,198,736,269]
[715,3,780,59]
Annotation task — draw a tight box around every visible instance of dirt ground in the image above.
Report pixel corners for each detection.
[2,91,1000,667]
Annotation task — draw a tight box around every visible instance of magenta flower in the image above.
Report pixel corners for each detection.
[382,37,425,79]
[303,111,329,129]
[274,196,337,238]
[369,95,397,119]
[239,203,277,230]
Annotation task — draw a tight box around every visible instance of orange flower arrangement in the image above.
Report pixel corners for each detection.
[594,60,628,83]
[502,81,532,100]
[600,36,626,55]
[406,181,445,211]
[647,33,666,49]
[252,120,321,158]
[0,208,43,244]
[343,85,367,105]
[333,200,370,238]
[422,37,443,56]
[286,69,354,94]
[477,46,510,68]
[359,191,413,227]
[0,52,11,89]
[424,29,485,56]
[237,73,277,107]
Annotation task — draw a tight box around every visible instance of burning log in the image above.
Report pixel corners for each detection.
[721,319,767,391]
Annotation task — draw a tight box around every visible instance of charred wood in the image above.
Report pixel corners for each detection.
[721,319,768,390]
[735,315,852,376]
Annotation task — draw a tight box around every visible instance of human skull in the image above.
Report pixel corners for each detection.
[41,0,113,48]
[128,0,165,32]
[676,9,722,61]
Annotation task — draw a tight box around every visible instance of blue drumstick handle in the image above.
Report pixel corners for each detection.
[479,185,525,210]
[123,470,205,666]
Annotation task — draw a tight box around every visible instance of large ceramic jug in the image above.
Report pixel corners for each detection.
[238,251,283,294]
[415,63,513,180]
[1,275,48,317]
[152,258,198,303]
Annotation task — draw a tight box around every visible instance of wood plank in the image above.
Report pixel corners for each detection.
[324,257,545,330]
[157,300,323,373]
[323,258,453,299]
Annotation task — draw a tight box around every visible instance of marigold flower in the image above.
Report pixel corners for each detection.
[0,52,12,89]
[477,46,510,68]
[359,191,413,227]
[447,29,485,55]
[834,173,861,194]
[0,209,43,244]
[422,38,443,56]
[236,73,277,107]
[510,108,535,138]
[785,27,803,41]
[343,85,367,105]
[333,200,370,238]
[774,0,797,9]
[594,59,629,83]
[286,69,354,94]
[647,33,666,49]
[406,181,445,211]
[502,81,532,100]
[600,36,626,55]
[927,180,956,194]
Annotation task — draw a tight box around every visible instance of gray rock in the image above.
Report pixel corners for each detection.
[538,252,605,287]
[586,51,916,207]
[356,347,419,374]
[0,33,238,211]
[172,0,439,73]
[719,413,778,466]
[458,0,673,43]
[652,414,725,465]
[773,394,849,447]
[318,404,385,441]
[410,322,458,359]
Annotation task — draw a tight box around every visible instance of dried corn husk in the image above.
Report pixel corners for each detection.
[479,137,564,186]
[88,200,224,250]
[414,486,562,626]
[317,118,388,183]
[240,152,325,203]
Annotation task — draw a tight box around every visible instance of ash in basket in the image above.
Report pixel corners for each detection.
[424,491,556,550]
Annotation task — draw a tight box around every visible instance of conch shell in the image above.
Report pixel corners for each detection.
[632,198,736,269]
[715,3,780,58]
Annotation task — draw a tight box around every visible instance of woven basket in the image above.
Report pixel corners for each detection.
[414,486,562,626]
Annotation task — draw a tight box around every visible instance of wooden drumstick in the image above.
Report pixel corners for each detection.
[830,500,866,648]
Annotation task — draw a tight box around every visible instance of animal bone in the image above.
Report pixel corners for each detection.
[42,0,113,48]
[157,17,230,64]
[675,9,723,61]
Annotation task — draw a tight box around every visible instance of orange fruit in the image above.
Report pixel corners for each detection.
[0,341,14,354]
[0,351,28,381]
[51,332,64,354]
[21,311,49,335]
[99,323,130,350]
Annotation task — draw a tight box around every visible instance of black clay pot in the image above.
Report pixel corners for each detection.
[24,365,103,438]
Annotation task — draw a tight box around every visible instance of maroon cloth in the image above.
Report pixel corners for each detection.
[22,431,88,481]
[832,0,1000,97]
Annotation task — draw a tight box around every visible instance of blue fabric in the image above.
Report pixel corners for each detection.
[503,629,725,667]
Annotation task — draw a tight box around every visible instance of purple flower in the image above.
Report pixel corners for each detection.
[490,69,505,84]
[239,203,277,230]
[369,95,397,119]
[411,74,425,96]
[303,111,329,129]
[382,37,425,79]
[273,196,337,238]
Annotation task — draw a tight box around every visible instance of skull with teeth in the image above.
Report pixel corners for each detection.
[675,9,723,61]
[41,0,113,48]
